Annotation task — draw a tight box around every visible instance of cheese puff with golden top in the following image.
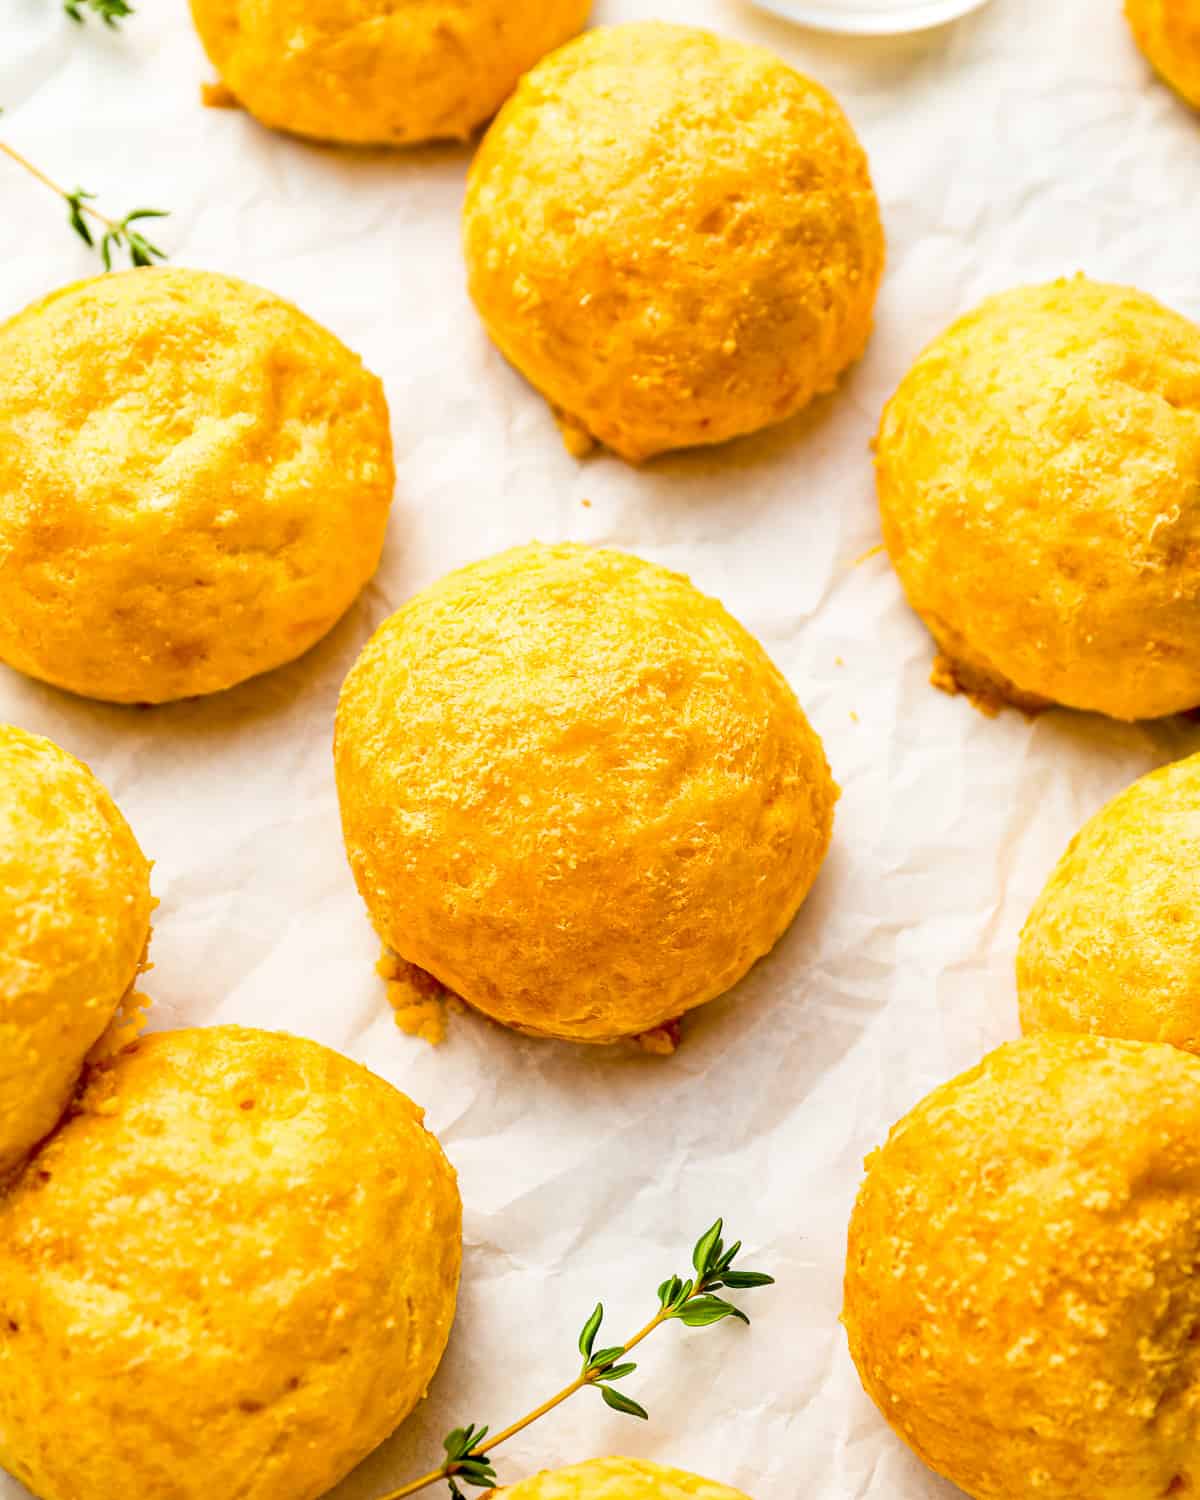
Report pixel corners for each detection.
[1019,753,1200,1052]
[0,267,393,704]
[0,1025,461,1500]
[463,22,884,463]
[334,542,837,1044]
[844,1033,1200,1500]
[0,724,152,1179]
[189,0,591,146]
[498,1458,752,1500]
[1127,0,1200,107]
[877,275,1200,720]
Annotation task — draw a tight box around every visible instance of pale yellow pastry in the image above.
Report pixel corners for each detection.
[334,542,837,1043]
[0,1025,461,1500]
[499,1458,751,1500]
[463,22,884,463]
[844,1034,1200,1500]
[877,276,1200,720]
[0,725,152,1178]
[1127,0,1200,107]
[1019,754,1200,1051]
[189,0,591,145]
[0,267,393,704]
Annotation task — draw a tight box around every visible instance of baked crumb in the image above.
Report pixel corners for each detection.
[377,951,449,1047]
[88,930,155,1064]
[931,653,1004,717]
[556,410,597,459]
[930,653,1047,720]
[634,1018,682,1056]
[201,81,240,109]
[930,652,968,699]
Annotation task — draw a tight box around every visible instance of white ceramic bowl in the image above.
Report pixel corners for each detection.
[747,0,993,35]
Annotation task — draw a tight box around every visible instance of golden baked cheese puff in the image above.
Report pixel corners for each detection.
[0,1026,461,1500]
[844,1034,1200,1500]
[1019,754,1200,1051]
[0,725,151,1178]
[335,543,837,1043]
[1127,0,1200,107]
[501,1458,752,1500]
[190,0,591,145]
[463,22,884,463]
[877,276,1200,720]
[0,267,393,704]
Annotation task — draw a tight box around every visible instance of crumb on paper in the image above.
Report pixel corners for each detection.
[581,498,592,508]
[930,651,1000,712]
[201,81,240,109]
[634,1018,682,1056]
[850,710,859,723]
[853,543,886,567]
[87,932,154,1065]
[930,653,1049,721]
[835,655,845,667]
[96,990,153,1057]
[930,653,1004,719]
[377,951,450,1046]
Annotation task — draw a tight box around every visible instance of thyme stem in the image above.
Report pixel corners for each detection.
[374,1220,772,1500]
[0,139,116,235]
[0,140,168,270]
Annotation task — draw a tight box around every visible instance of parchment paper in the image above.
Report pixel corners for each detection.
[2,1,1199,1495]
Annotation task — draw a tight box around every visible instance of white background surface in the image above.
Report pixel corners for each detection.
[2,1,1200,1497]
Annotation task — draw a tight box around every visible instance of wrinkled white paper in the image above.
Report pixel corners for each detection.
[2,1,1199,1495]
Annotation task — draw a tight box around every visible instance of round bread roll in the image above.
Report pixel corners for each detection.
[463,21,884,463]
[1019,754,1200,1051]
[0,267,393,704]
[1127,0,1200,107]
[334,542,837,1043]
[500,1458,751,1500]
[189,0,591,145]
[844,1034,1200,1500]
[0,725,151,1178]
[877,275,1200,720]
[0,1026,461,1500]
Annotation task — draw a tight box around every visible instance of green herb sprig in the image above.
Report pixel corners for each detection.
[0,143,168,270]
[65,188,167,269]
[63,0,134,26]
[439,1427,497,1500]
[378,1219,773,1500]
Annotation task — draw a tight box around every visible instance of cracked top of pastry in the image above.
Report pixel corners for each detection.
[1019,751,1200,1053]
[500,1459,751,1500]
[189,0,591,145]
[334,542,837,1043]
[0,724,151,1178]
[0,1025,461,1500]
[0,267,393,703]
[845,1033,1200,1500]
[464,21,884,462]
[877,275,1200,720]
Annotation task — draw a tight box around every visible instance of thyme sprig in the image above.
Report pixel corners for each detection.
[65,189,167,269]
[378,1219,773,1500]
[0,142,167,270]
[63,0,134,25]
[440,1427,497,1500]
